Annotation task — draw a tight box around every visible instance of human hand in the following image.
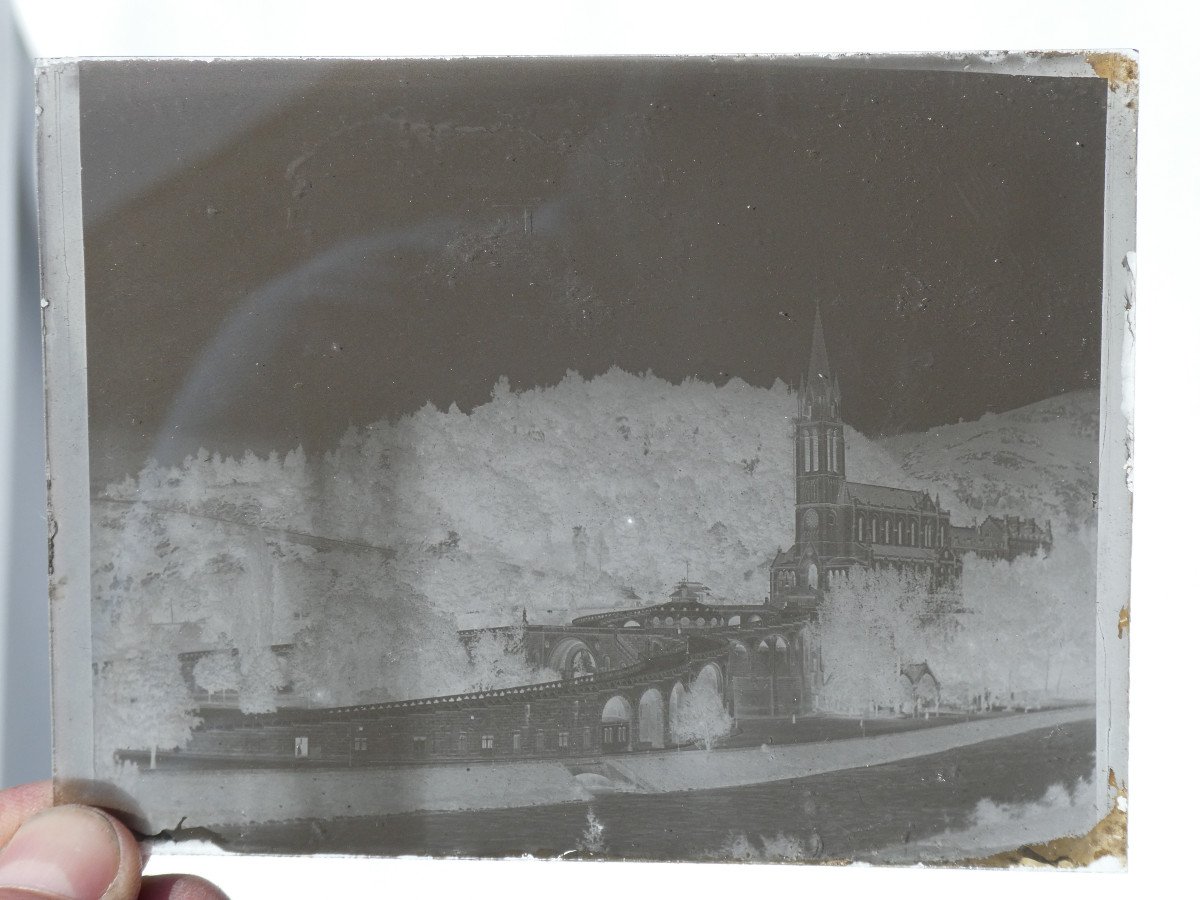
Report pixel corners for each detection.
[0,781,227,899]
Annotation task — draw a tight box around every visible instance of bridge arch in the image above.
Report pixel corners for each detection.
[695,662,723,698]
[600,694,632,752]
[547,639,597,679]
[667,680,685,741]
[638,687,665,748]
[750,635,789,676]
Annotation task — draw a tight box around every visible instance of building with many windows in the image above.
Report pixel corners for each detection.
[769,306,1051,608]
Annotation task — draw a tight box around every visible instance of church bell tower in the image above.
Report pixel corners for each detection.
[794,304,846,551]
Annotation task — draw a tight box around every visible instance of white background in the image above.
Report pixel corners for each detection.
[2,0,1196,896]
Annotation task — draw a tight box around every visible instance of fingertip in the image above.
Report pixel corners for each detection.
[98,809,145,900]
[0,804,137,900]
[0,782,54,846]
[139,874,230,900]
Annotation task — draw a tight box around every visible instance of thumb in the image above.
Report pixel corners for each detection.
[0,805,140,899]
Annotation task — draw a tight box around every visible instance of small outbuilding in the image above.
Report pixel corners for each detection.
[900,661,941,709]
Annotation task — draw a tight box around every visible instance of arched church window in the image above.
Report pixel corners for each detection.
[807,563,819,589]
[912,518,919,546]
[827,432,836,473]
[939,524,945,547]
[884,519,891,543]
[786,570,796,587]
[871,517,878,543]
[857,515,864,542]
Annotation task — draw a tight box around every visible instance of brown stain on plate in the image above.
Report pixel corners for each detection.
[962,769,1129,869]
[1118,606,1130,639]
[1087,53,1139,91]
[962,801,1127,868]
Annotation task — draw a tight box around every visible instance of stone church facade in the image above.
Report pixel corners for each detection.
[769,307,1051,608]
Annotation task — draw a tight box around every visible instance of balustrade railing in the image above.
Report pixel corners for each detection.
[255,633,731,722]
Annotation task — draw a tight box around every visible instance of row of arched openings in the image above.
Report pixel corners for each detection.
[599,663,723,750]
[856,513,946,548]
[621,614,763,628]
[728,636,790,677]
[774,564,820,591]
[799,428,842,475]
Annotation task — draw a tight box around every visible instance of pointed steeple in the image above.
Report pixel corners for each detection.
[801,303,841,421]
[808,302,834,386]
[782,300,849,600]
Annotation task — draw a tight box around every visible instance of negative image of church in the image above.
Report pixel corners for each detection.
[156,304,1056,769]
[769,306,1051,610]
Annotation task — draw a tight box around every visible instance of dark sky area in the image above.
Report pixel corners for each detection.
[78,58,1108,487]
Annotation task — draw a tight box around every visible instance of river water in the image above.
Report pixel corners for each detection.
[220,719,1094,861]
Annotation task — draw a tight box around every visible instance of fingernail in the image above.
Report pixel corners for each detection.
[0,806,121,899]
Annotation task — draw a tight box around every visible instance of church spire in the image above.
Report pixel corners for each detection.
[801,303,841,420]
[787,301,848,598]
[808,302,834,387]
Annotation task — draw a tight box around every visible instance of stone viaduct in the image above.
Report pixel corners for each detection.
[173,586,816,768]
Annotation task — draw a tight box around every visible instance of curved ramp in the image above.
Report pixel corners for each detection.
[608,706,1094,794]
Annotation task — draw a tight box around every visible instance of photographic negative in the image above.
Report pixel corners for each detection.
[37,54,1134,864]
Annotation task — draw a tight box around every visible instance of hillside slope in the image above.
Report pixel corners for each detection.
[96,375,1099,651]
[878,390,1100,529]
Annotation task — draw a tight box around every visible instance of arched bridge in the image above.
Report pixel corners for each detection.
[462,590,818,723]
[178,625,812,767]
[173,588,816,767]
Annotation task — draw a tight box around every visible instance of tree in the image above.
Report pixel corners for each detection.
[191,651,239,698]
[817,529,1096,714]
[818,567,938,715]
[286,557,479,705]
[578,807,607,854]
[671,676,733,750]
[95,652,198,771]
[940,526,1095,705]
[237,647,287,714]
[463,628,558,692]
